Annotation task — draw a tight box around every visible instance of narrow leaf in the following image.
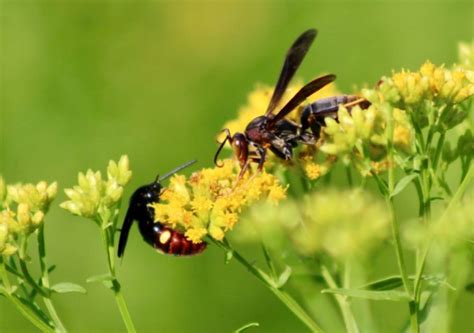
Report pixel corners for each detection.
[360,276,403,291]
[86,273,113,284]
[276,266,292,288]
[372,173,389,196]
[51,282,87,294]
[322,288,410,301]
[390,174,418,198]
[261,243,276,278]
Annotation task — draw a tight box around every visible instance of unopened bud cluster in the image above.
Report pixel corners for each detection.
[60,155,132,219]
[0,177,58,256]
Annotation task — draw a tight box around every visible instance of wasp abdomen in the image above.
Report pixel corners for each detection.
[141,222,206,256]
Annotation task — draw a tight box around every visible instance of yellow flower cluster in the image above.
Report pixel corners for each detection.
[0,176,58,256]
[292,189,391,261]
[60,155,132,218]
[237,188,391,262]
[317,105,413,175]
[219,81,339,142]
[383,61,474,106]
[297,146,335,180]
[151,159,287,243]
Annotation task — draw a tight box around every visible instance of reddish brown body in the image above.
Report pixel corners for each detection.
[139,221,206,256]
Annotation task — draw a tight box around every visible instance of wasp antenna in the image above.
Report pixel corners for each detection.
[159,160,197,182]
[214,138,228,168]
[214,129,232,167]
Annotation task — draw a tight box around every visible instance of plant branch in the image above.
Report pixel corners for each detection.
[321,265,359,333]
[212,238,324,333]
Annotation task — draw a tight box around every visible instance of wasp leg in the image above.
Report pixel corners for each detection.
[256,147,267,172]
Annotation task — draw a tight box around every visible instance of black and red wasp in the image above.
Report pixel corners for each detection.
[117,160,206,258]
[214,29,369,177]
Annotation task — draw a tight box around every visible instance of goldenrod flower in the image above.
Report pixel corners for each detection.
[61,155,132,219]
[317,104,413,175]
[388,61,474,106]
[107,155,132,186]
[7,181,58,213]
[0,221,17,257]
[0,180,58,236]
[291,189,391,262]
[151,159,287,242]
[237,189,391,262]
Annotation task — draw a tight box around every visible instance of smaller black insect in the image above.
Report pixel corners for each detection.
[117,160,206,258]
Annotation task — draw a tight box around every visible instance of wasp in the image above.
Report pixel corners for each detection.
[117,160,206,258]
[214,29,369,177]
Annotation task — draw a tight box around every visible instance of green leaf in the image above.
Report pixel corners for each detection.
[360,276,403,291]
[372,173,389,196]
[361,274,456,292]
[51,282,87,294]
[390,174,418,198]
[276,266,292,289]
[47,265,57,274]
[234,322,259,333]
[86,273,113,284]
[322,288,410,301]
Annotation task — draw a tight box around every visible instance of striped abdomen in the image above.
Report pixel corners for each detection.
[139,221,206,256]
[301,95,371,137]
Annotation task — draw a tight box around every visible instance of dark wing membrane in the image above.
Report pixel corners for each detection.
[117,208,135,258]
[265,29,317,116]
[267,74,336,128]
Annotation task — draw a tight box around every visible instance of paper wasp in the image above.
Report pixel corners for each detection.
[214,29,369,177]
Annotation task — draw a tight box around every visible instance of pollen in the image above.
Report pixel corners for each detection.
[152,159,287,243]
[159,230,171,244]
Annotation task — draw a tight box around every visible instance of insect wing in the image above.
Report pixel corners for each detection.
[117,208,135,258]
[265,29,317,116]
[268,74,336,127]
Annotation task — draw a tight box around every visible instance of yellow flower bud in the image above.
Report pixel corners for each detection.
[17,203,31,226]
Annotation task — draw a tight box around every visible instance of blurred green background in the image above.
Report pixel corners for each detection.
[1,1,472,332]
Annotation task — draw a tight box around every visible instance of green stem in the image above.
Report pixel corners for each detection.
[18,238,49,298]
[212,239,323,333]
[99,217,136,333]
[321,265,359,333]
[1,260,54,333]
[37,225,67,332]
[385,103,418,333]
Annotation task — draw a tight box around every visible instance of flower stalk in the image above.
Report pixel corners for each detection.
[211,238,324,333]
